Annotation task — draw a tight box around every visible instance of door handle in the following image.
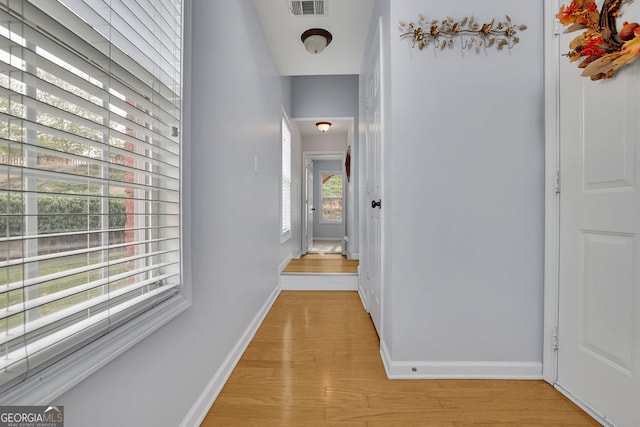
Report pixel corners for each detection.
[310,208,316,211]
[371,199,381,209]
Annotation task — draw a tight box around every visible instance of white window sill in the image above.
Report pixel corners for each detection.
[280,233,291,244]
[0,295,190,405]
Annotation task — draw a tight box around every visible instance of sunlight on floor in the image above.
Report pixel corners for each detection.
[309,239,342,254]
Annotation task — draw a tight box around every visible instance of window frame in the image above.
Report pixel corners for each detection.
[319,170,344,224]
[0,0,189,404]
[280,113,292,243]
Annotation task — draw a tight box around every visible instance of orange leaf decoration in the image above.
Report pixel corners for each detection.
[558,0,640,79]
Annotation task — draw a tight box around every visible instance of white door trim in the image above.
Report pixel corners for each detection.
[360,16,384,340]
[543,0,560,385]
[302,151,345,253]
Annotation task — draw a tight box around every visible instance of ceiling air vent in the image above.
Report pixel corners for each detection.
[290,0,325,16]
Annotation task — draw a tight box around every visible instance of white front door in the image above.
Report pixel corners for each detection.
[304,157,314,253]
[362,18,383,336]
[557,8,640,424]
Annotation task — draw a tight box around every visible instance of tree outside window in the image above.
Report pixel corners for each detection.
[321,173,343,223]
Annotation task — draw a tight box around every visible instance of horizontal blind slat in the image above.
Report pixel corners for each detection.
[0,258,177,321]
[0,163,181,195]
[0,223,179,244]
[22,0,181,103]
[0,8,180,120]
[0,137,181,177]
[0,275,179,350]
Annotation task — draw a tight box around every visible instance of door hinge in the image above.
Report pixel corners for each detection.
[552,326,559,351]
[554,18,561,36]
[554,170,561,194]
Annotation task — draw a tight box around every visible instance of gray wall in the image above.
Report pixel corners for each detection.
[363,0,544,365]
[56,1,299,426]
[291,75,359,119]
[312,160,344,240]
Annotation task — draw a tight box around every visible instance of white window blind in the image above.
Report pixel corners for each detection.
[0,0,181,392]
[281,117,291,239]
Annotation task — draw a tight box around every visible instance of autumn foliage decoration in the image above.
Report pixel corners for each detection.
[557,0,640,80]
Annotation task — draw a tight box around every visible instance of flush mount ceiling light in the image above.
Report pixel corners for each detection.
[301,28,332,54]
[316,121,332,132]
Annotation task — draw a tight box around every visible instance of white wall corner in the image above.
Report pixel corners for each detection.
[180,284,281,427]
[381,342,542,380]
[357,286,368,312]
[380,339,393,377]
[278,254,293,274]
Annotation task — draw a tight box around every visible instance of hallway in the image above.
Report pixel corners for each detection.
[282,254,359,274]
[201,291,598,426]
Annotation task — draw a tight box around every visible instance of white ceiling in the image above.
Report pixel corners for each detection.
[254,0,375,76]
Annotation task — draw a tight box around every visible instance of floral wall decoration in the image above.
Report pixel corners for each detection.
[398,14,527,51]
[557,0,639,80]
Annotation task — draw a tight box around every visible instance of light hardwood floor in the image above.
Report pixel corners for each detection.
[201,291,599,426]
[282,254,359,274]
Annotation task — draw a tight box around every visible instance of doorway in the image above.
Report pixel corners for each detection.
[302,152,347,255]
[282,119,358,283]
[310,164,345,254]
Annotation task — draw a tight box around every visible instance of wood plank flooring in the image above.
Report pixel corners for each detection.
[201,291,598,426]
[282,254,359,274]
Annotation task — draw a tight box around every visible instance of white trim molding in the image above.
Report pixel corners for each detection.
[543,0,561,386]
[381,341,543,380]
[278,254,293,274]
[1,296,191,405]
[180,285,280,427]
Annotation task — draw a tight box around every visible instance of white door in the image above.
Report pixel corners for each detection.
[362,18,383,336]
[557,8,640,425]
[304,157,314,253]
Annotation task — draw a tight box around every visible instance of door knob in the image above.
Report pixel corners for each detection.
[371,199,381,209]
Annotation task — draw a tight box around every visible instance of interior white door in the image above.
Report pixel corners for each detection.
[557,7,640,425]
[305,157,314,253]
[362,18,383,336]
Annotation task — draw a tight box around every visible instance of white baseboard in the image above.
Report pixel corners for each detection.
[180,285,280,427]
[278,254,293,274]
[380,340,543,380]
[357,286,368,312]
[280,274,358,290]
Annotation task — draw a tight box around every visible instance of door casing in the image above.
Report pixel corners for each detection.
[360,16,384,338]
[302,151,344,254]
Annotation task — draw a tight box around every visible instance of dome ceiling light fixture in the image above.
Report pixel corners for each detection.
[301,28,333,54]
[316,121,332,133]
